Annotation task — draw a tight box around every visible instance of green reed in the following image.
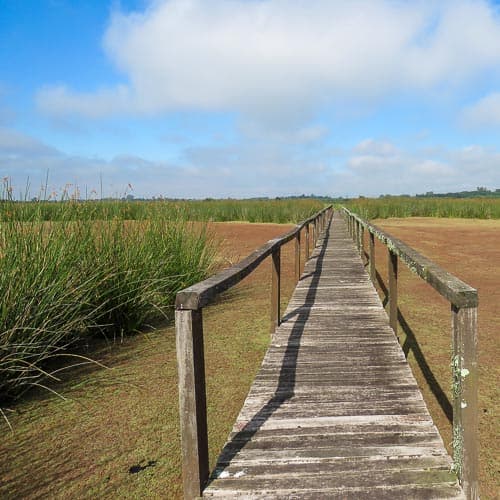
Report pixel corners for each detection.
[344,197,500,219]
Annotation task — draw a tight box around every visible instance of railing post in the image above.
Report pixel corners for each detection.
[295,230,301,283]
[305,223,310,260]
[176,308,209,499]
[369,232,376,282]
[452,305,478,499]
[360,225,365,260]
[388,249,398,336]
[271,245,281,333]
[356,220,361,252]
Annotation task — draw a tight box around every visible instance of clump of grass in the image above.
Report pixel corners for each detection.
[0,189,216,404]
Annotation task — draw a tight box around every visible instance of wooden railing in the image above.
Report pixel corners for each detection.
[342,207,478,500]
[175,206,333,499]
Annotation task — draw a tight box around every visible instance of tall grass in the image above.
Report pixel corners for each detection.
[0,198,324,223]
[0,181,322,404]
[0,205,216,404]
[344,197,500,219]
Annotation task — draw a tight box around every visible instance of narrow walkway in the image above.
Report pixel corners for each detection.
[204,213,464,498]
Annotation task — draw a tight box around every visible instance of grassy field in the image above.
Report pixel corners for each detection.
[0,196,324,223]
[344,196,500,219]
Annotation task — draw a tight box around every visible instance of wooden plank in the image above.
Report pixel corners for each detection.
[204,212,464,499]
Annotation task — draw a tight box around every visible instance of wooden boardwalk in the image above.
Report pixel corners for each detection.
[204,213,464,498]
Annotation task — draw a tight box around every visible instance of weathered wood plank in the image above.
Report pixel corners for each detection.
[204,213,464,499]
[342,208,478,308]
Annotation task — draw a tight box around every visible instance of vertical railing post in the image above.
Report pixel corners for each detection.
[271,245,281,333]
[305,223,310,260]
[295,229,301,283]
[176,308,209,499]
[388,249,398,336]
[452,304,478,499]
[360,225,365,260]
[369,232,376,282]
[356,220,361,251]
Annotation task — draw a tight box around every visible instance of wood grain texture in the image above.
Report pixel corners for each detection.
[204,213,464,499]
[341,208,477,308]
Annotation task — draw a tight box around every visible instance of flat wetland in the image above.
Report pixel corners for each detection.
[1,216,498,498]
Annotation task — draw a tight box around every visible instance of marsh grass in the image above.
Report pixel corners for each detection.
[344,196,500,219]
[0,208,216,405]
[0,197,324,223]
[0,180,321,406]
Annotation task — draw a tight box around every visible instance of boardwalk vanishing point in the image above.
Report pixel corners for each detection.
[176,209,477,499]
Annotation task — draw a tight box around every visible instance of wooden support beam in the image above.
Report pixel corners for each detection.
[452,305,478,500]
[295,230,301,283]
[271,246,281,333]
[388,249,398,336]
[369,232,376,282]
[356,221,361,252]
[305,223,310,260]
[360,225,365,261]
[175,309,209,499]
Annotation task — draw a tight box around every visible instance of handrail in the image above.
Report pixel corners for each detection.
[341,207,478,500]
[176,209,330,310]
[175,205,333,499]
[342,208,477,308]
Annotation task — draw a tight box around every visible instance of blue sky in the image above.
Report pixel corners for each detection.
[1,0,500,199]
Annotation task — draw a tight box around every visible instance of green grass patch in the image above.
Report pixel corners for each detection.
[1,195,324,224]
[344,196,500,219]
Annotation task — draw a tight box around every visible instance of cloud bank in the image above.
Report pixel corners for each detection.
[2,127,498,199]
[36,0,500,126]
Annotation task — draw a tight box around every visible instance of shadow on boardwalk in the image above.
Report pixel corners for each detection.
[374,269,452,424]
[208,221,331,480]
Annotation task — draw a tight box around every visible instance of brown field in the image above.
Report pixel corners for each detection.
[0,218,498,498]
[372,218,499,499]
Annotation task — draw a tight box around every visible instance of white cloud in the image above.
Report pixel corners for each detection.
[461,92,500,127]
[36,0,500,125]
[411,160,454,176]
[354,139,399,156]
[37,84,133,119]
[331,138,500,197]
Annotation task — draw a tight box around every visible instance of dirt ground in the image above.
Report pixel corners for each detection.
[0,218,497,498]
[372,218,499,498]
